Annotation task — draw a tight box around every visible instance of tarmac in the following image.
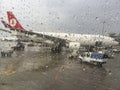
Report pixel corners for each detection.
[0,46,120,90]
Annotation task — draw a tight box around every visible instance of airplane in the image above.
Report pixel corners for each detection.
[1,11,119,53]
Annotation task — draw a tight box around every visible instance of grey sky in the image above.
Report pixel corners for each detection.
[0,0,120,35]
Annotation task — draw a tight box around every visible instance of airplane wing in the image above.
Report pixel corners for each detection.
[11,29,67,46]
[0,28,11,33]
[0,28,67,47]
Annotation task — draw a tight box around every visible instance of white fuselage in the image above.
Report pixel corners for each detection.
[36,32,118,46]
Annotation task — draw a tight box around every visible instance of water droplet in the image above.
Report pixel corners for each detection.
[95,17,99,21]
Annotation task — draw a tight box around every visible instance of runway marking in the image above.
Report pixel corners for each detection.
[0,69,16,76]
[47,63,115,90]
[49,66,63,90]
[53,67,62,81]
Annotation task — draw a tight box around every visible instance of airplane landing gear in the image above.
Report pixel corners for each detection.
[51,42,62,53]
[51,45,62,53]
[12,42,25,51]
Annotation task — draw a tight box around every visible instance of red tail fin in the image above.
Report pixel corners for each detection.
[7,11,25,30]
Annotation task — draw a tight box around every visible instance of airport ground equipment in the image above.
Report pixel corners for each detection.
[11,42,24,51]
[78,52,109,67]
[1,50,14,57]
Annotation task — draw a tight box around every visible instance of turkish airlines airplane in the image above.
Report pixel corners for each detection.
[1,11,119,51]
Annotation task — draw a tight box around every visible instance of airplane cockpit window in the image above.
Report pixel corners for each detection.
[0,0,120,90]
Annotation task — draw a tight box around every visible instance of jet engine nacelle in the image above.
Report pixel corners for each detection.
[68,42,81,49]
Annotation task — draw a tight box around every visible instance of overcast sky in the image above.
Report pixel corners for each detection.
[0,0,120,35]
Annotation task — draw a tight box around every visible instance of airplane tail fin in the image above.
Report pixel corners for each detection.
[7,11,25,30]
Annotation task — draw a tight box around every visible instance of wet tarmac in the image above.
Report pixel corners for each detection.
[0,46,120,90]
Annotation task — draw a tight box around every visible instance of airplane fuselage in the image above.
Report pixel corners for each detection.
[37,32,118,46]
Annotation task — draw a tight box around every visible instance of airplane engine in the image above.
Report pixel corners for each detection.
[68,42,80,49]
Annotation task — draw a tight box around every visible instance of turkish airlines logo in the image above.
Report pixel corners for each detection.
[10,18,17,27]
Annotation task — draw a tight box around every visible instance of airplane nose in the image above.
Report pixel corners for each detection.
[111,40,119,46]
[114,41,119,45]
